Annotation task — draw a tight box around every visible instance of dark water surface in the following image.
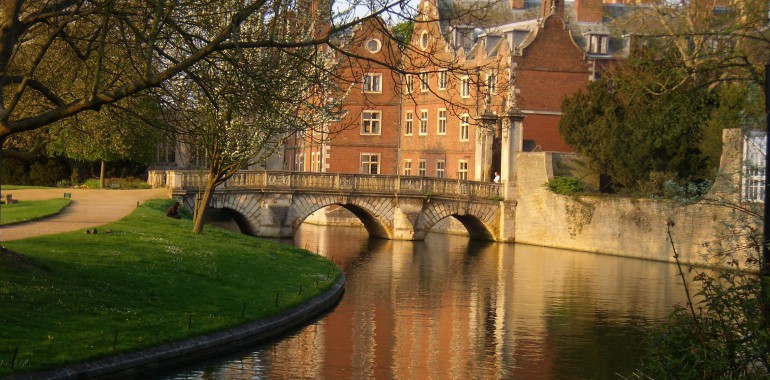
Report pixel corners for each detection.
[157,224,686,379]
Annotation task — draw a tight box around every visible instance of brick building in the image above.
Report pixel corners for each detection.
[286,0,625,182]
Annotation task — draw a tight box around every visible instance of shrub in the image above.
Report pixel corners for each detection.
[546,176,583,195]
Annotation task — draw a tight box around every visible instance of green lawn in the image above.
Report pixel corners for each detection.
[0,199,339,376]
[0,198,72,225]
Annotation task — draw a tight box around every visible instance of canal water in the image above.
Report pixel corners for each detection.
[158,223,687,380]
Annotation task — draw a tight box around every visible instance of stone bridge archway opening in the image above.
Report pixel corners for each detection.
[298,203,391,240]
[425,215,496,241]
[202,207,256,235]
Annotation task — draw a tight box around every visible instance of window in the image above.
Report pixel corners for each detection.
[363,73,382,93]
[296,154,305,172]
[419,110,428,135]
[418,159,427,176]
[438,70,448,90]
[404,74,413,94]
[404,111,413,135]
[362,110,381,135]
[310,152,318,172]
[156,135,176,165]
[310,152,322,172]
[486,72,497,95]
[420,30,429,50]
[366,38,381,53]
[460,114,470,141]
[436,160,445,178]
[460,76,470,98]
[458,160,468,180]
[588,34,608,54]
[361,153,380,174]
[437,109,447,135]
[403,159,412,176]
[420,72,429,92]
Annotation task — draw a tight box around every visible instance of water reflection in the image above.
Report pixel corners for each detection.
[159,224,686,380]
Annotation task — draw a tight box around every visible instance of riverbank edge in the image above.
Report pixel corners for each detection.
[7,273,346,380]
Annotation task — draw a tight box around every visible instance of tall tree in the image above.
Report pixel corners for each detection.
[559,47,717,193]
[161,40,345,233]
[47,95,163,187]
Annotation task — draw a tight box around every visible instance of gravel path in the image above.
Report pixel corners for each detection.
[0,188,170,242]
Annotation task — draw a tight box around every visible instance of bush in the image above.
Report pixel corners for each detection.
[546,176,583,195]
[29,158,69,187]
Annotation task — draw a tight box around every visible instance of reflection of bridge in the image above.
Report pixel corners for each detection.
[149,171,516,241]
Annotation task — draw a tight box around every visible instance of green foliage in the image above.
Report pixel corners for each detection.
[559,47,718,194]
[546,176,583,195]
[28,158,69,187]
[0,199,71,225]
[392,21,414,46]
[0,200,340,376]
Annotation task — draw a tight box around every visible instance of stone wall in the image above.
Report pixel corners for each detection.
[512,129,751,266]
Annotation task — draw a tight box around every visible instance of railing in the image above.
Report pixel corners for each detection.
[148,170,503,201]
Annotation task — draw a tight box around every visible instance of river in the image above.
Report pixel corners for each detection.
[157,223,687,379]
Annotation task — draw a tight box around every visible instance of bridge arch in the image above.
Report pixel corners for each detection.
[414,200,500,241]
[288,193,395,239]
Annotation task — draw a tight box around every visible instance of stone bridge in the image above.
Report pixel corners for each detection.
[149,171,516,242]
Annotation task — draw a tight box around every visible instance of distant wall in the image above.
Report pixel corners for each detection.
[512,129,748,266]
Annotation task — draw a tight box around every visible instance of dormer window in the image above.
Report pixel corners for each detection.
[587,34,608,55]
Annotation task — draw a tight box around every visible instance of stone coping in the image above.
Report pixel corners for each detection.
[9,274,346,380]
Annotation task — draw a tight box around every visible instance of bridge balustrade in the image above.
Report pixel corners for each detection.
[151,170,502,201]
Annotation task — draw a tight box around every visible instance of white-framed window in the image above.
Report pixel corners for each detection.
[743,131,766,202]
[404,74,413,94]
[310,152,322,172]
[404,111,413,136]
[366,38,382,54]
[436,160,445,178]
[437,109,447,135]
[363,73,382,93]
[420,30,429,50]
[296,153,305,172]
[419,109,428,135]
[458,160,468,180]
[460,76,470,98]
[361,153,380,174]
[486,72,497,95]
[588,34,608,54]
[418,159,427,176]
[403,159,412,176]
[362,110,381,135]
[310,152,318,172]
[420,72,429,92]
[438,70,448,90]
[459,114,470,141]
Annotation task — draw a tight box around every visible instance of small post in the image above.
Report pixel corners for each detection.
[112,329,119,350]
[241,303,247,319]
[188,315,192,331]
[10,346,18,369]
[298,284,303,295]
[136,201,139,208]
[275,291,280,307]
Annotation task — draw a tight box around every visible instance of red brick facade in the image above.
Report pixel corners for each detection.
[286,0,615,180]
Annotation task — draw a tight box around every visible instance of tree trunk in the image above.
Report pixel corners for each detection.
[99,160,106,189]
[192,178,216,234]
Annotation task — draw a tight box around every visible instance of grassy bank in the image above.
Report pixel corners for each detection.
[0,200,339,376]
[0,198,72,225]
